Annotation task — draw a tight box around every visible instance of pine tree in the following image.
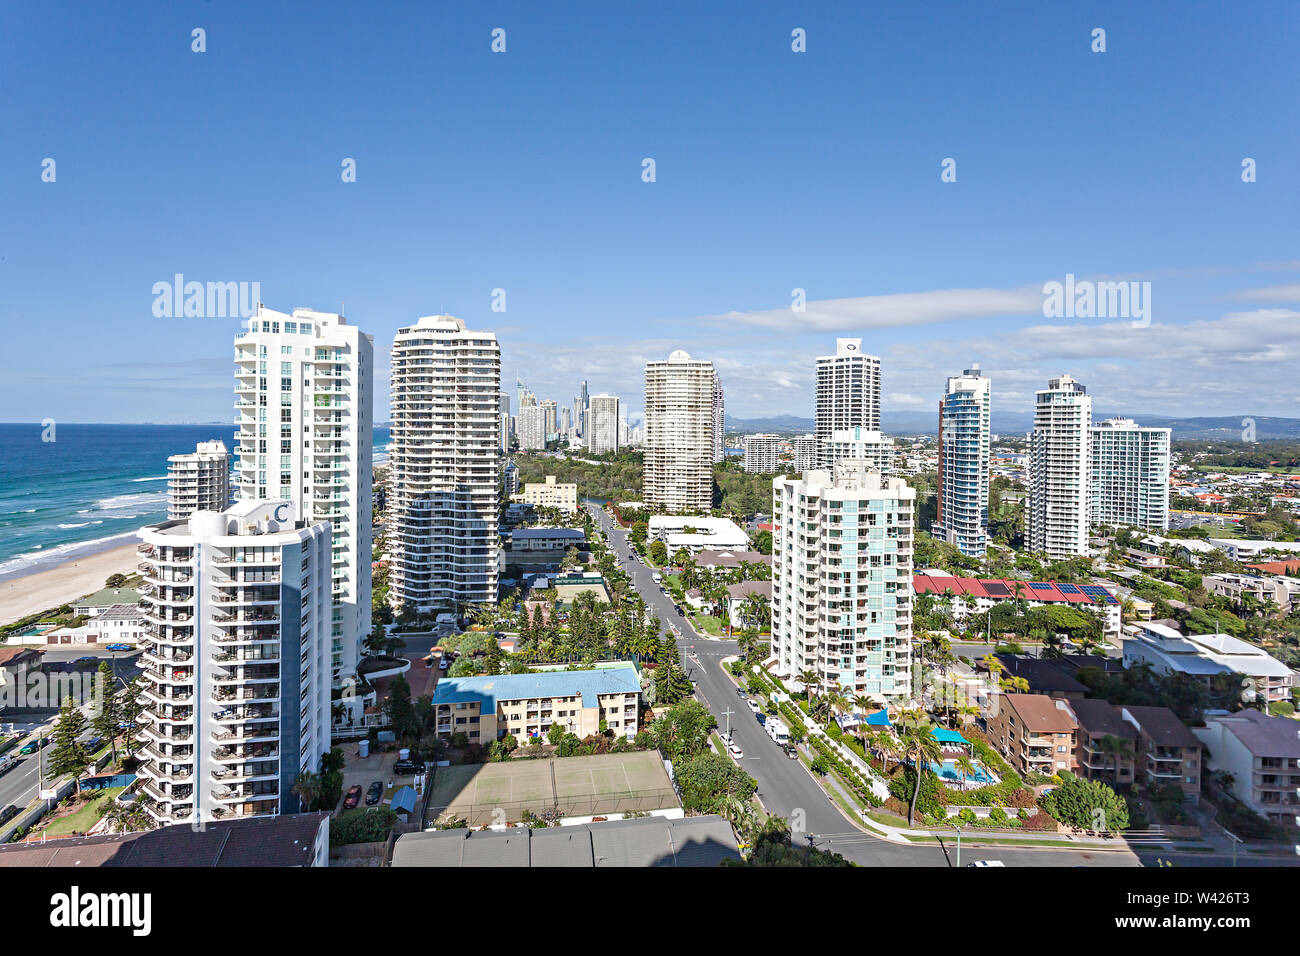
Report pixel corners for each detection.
[91,661,121,764]
[48,696,90,787]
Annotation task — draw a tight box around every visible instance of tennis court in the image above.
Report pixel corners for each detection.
[428,751,678,826]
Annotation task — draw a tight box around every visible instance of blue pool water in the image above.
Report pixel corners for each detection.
[930,759,995,785]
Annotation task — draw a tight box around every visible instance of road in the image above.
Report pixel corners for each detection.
[586,500,1142,867]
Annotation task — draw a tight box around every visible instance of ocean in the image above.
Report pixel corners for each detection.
[0,423,390,581]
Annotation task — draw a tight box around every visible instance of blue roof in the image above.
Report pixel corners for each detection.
[930,727,969,744]
[390,786,417,813]
[512,528,586,540]
[865,710,893,727]
[431,663,641,710]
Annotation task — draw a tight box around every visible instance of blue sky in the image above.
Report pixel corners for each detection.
[1,0,1297,425]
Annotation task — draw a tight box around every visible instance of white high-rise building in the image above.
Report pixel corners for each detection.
[712,376,726,464]
[792,435,821,472]
[167,440,231,520]
[815,339,881,439]
[742,434,782,474]
[233,306,372,683]
[771,461,915,701]
[388,315,501,612]
[1028,374,1093,559]
[587,393,621,455]
[644,350,716,512]
[517,405,547,451]
[935,365,992,558]
[135,500,332,826]
[499,391,511,453]
[821,428,896,474]
[1090,418,1171,531]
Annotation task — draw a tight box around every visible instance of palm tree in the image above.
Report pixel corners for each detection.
[954,755,977,789]
[293,769,324,812]
[899,720,944,827]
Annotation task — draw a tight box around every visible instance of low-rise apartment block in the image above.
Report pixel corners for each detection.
[521,475,579,514]
[1123,705,1202,799]
[1122,622,1293,704]
[430,663,642,743]
[1194,709,1300,830]
[988,693,1077,775]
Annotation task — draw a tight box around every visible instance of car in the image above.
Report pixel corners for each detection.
[746,698,761,713]
[966,860,1006,867]
[365,781,384,806]
[393,760,418,775]
[342,785,362,810]
[85,737,104,753]
[787,747,799,759]
[736,689,746,700]
[17,737,49,755]
[676,607,685,616]
[104,643,132,652]
[727,744,744,760]
[0,805,19,826]
[73,656,98,665]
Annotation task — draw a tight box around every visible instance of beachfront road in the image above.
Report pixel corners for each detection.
[585,501,1143,868]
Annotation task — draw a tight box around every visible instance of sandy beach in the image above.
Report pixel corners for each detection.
[0,543,140,626]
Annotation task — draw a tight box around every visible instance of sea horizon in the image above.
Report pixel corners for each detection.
[0,422,390,582]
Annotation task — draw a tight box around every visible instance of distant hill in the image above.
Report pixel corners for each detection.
[728,412,1300,440]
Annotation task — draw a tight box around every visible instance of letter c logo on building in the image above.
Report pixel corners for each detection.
[273,504,290,523]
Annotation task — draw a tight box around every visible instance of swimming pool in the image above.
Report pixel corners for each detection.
[929,759,996,786]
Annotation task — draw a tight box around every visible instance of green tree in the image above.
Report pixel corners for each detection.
[649,700,716,764]
[48,696,90,786]
[90,661,121,764]
[1039,771,1129,831]
[676,751,756,813]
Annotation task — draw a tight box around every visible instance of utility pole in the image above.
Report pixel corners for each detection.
[951,823,963,868]
[721,705,735,740]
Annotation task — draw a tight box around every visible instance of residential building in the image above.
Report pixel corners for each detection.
[388,315,501,612]
[712,375,726,464]
[507,527,587,554]
[741,434,782,474]
[135,500,333,826]
[233,305,373,682]
[586,393,621,455]
[1123,705,1202,799]
[647,515,749,555]
[502,460,520,496]
[1027,374,1092,559]
[430,662,642,742]
[820,428,896,473]
[815,339,881,439]
[791,434,821,472]
[987,693,1077,776]
[934,365,991,557]
[517,404,547,451]
[912,574,1122,641]
[73,586,142,617]
[167,440,231,520]
[643,350,716,512]
[1122,622,1293,704]
[771,460,915,701]
[1065,697,1137,787]
[726,580,771,629]
[521,475,578,514]
[1194,710,1300,829]
[1204,572,1300,616]
[1090,418,1171,531]
[1206,538,1300,563]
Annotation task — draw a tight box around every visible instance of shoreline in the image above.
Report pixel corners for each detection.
[0,542,140,626]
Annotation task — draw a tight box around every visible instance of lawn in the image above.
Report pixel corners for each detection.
[41,787,125,838]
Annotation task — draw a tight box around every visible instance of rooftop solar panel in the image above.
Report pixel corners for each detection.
[1057,584,1081,594]
[982,582,1011,597]
[1029,582,1054,591]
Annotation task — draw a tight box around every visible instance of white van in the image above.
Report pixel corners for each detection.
[652,572,662,583]
[0,753,16,776]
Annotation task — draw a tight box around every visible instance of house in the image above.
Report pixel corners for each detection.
[73,587,142,617]
[1125,549,1168,569]
[726,580,771,629]
[647,516,749,555]
[0,647,40,701]
[996,655,1089,699]
[1194,709,1300,830]
[987,693,1077,776]
[912,574,1122,640]
[693,550,771,573]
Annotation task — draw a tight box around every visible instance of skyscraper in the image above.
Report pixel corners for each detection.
[578,379,589,436]
[167,439,231,520]
[1027,374,1092,559]
[935,365,991,558]
[771,461,915,701]
[388,315,501,612]
[233,306,372,683]
[712,376,726,464]
[135,500,332,826]
[820,427,896,474]
[587,393,621,455]
[1090,418,1171,530]
[741,434,782,474]
[815,338,881,439]
[517,405,547,451]
[644,350,716,512]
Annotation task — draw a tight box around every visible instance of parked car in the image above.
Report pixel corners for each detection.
[787,747,799,759]
[746,698,761,713]
[342,785,362,810]
[0,805,19,826]
[365,781,384,806]
[73,656,98,665]
[17,737,48,755]
[727,744,744,760]
[393,760,418,775]
[104,643,132,652]
[85,737,104,753]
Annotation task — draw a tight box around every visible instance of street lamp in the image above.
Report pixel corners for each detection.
[950,822,964,868]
